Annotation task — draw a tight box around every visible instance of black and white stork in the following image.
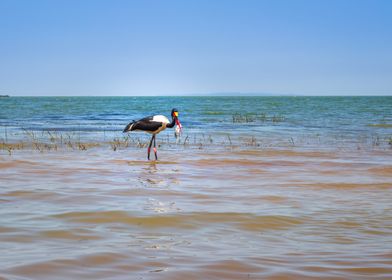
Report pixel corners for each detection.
[123,108,182,160]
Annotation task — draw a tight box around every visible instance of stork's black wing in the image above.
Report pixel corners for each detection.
[132,120,163,132]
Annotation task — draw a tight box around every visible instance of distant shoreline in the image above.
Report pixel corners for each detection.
[2,94,392,98]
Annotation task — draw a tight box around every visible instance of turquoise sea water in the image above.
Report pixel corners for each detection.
[1,96,392,149]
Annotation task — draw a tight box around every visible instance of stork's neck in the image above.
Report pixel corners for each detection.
[166,116,176,128]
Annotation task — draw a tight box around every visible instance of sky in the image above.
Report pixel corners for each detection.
[0,0,391,96]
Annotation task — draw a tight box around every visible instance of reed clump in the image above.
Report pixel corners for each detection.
[232,112,285,123]
[1,129,102,153]
[243,136,260,147]
[0,142,24,155]
[109,136,130,151]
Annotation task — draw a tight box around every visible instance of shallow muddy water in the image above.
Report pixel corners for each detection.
[1,146,392,279]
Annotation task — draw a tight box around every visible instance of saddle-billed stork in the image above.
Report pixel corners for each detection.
[123,108,182,160]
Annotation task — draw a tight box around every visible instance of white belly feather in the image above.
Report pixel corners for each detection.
[147,115,170,134]
[152,115,170,124]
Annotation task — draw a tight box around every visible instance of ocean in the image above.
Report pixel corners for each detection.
[1,96,392,149]
[1,96,392,279]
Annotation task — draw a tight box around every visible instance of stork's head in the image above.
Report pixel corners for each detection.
[171,108,182,131]
[171,108,179,118]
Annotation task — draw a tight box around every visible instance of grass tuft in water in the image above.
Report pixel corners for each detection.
[232,113,285,123]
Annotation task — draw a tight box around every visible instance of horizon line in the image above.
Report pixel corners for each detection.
[3,92,392,97]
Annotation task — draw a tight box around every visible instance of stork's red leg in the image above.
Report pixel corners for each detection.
[147,135,154,160]
[153,135,158,160]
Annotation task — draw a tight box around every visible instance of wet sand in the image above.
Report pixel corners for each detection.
[1,146,392,279]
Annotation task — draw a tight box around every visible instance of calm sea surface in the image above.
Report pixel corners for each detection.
[1,96,392,148]
[1,96,392,279]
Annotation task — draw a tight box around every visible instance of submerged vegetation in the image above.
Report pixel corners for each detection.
[232,112,285,123]
[1,127,392,156]
[367,123,392,128]
[0,129,258,155]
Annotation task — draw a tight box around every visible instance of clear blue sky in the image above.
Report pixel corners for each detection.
[0,0,391,96]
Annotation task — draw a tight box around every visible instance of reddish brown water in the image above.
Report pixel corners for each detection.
[1,147,392,279]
